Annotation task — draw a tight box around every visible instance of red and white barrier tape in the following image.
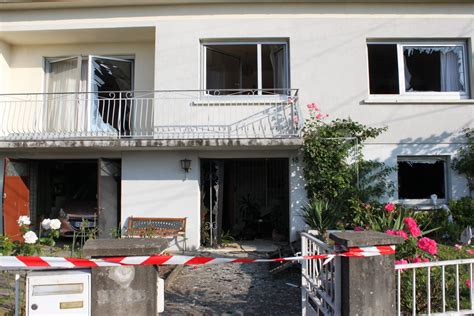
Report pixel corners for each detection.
[0,245,395,270]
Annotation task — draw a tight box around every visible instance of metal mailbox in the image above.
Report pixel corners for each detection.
[26,269,91,316]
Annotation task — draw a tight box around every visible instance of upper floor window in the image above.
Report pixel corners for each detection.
[202,41,289,95]
[46,55,134,95]
[367,41,469,99]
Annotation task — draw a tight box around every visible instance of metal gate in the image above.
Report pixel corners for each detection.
[301,232,341,316]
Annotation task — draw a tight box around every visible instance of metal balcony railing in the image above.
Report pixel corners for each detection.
[0,89,300,141]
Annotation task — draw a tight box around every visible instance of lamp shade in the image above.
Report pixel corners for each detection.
[180,158,191,173]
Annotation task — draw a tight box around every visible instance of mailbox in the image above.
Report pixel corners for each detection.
[26,269,91,316]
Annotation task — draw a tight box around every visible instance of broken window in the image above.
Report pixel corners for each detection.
[45,55,134,134]
[397,157,447,200]
[367,42,468,98]
[204,42,289,94]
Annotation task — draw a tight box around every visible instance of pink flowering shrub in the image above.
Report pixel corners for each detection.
[351,202,439,263]
[417,237,438,255]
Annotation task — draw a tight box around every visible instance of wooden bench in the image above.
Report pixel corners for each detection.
[127,217,187,251]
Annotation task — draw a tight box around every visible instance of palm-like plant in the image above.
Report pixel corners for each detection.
[300,199,340,239]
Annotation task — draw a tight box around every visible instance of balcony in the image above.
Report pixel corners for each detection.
[0,89,300,143]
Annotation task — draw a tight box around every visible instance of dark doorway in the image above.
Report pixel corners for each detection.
[200,158,289,247]
[2,159,121,239]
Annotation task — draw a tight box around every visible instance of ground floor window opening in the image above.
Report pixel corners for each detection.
[200,158,289,247]
[397,156,448,203]
[3,158,121,240]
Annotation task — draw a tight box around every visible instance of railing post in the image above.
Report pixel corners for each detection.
[301,234,307,316]
[329,231,404,316]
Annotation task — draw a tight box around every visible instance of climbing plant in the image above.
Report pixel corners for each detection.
[301,103,394,227]
[452,128,474,196]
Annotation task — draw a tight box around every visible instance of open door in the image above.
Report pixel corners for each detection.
[89,56,134,136]
[3,159,30,240]
[97,159,121,239]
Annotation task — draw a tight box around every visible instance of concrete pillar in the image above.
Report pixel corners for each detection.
[329,231,404,316]
[83,238,168,316]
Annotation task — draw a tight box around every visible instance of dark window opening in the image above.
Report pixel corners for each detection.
[205,43,288,95]
[206,45,257,93]
[398,159,446,200]
[368,44,399,94]
[404,49,441,92]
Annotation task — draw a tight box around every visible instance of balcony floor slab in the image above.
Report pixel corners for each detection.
[0,138,303,151]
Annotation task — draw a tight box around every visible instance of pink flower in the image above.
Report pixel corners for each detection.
[395,230,408,240]
[385,230,408,240]
[395,259,408,265]
[403,217,417,228]
[412,256,430,263]
[384,203,395,212]
[354,226,364,232]
[417,237,438,255]
[454,244,463,251]
[408,225,421,238]
[307,103,318,110]
[315,113,322,119]
[467,249,474,255]
[403,217,421,237]
[467,279,471,288]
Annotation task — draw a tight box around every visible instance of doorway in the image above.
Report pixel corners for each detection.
[200,158,289,247]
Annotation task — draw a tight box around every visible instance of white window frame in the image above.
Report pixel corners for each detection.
[201,40,290,98]
[367,41,469,101]
[397,156,450,206]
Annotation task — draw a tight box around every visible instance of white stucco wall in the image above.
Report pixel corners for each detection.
[121,151,201,249]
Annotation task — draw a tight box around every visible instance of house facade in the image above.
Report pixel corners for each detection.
[0,0,472,249]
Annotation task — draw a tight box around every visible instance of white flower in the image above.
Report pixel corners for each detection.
[50,219,61,230]
[41,218,51,230]
[17,216,31,226]
[23,231,38,244]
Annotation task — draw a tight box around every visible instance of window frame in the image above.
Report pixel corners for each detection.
[200,40,290,97]
[367,40,470,100]
[396,156,450,206]
[44,55,135,93]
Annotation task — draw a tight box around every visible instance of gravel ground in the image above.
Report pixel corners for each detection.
[164,252,301,315]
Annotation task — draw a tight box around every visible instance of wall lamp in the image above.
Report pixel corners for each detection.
[180,158,192,173]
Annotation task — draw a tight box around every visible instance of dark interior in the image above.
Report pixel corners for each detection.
[404,49,441,92]
[368,44,399,94]
[36,160,98,220]
[206,45,258,92]
[398,160,446,199]
[201,158,289,245]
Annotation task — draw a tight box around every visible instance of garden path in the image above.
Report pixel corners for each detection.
[164,250,301,315]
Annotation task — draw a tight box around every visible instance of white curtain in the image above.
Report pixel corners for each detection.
[441,51,462,92]
[46,57,80,132]
[269,45,287,93]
